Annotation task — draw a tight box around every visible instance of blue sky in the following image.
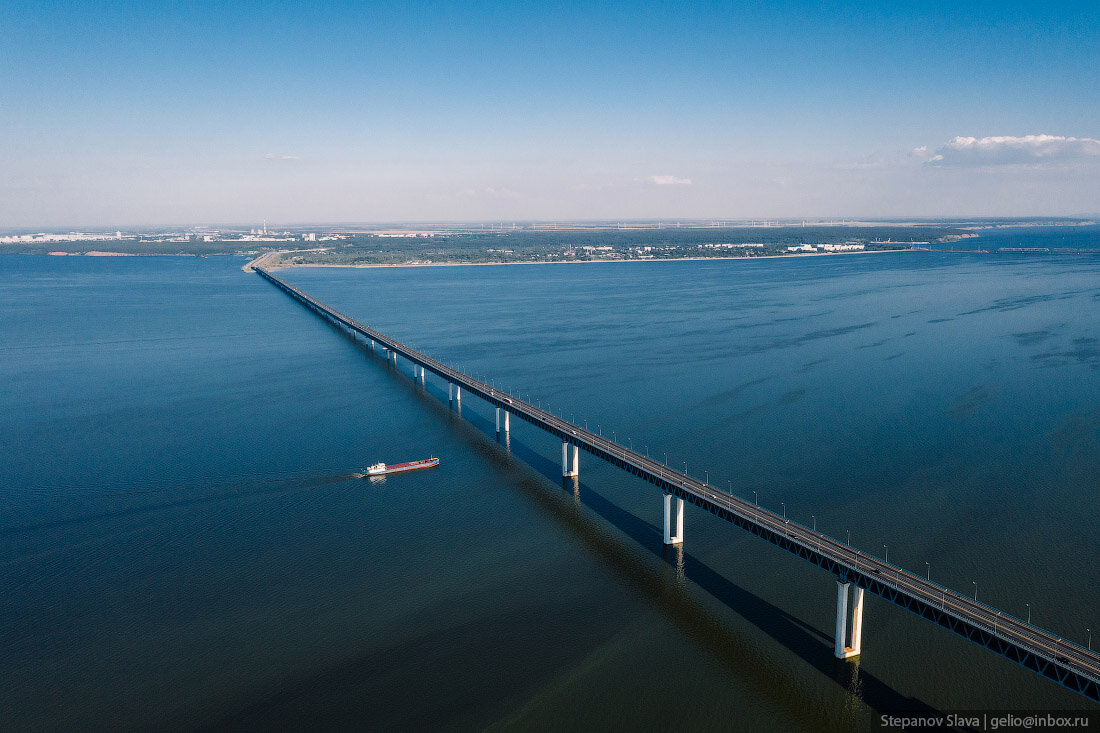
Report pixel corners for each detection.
[2,1,1099,226]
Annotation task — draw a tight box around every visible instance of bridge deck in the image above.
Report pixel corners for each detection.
[256,265,1100,703]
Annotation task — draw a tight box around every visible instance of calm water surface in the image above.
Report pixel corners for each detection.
[1,243,1098,730]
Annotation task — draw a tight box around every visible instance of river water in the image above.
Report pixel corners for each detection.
[2,236,1098,730]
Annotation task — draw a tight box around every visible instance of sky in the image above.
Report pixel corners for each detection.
[2,0,1099,227]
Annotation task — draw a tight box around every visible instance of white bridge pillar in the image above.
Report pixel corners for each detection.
[449,382,454,403]
[561,442,578,478]
[419,366,425,385]
[496,407,510,434]
[834,581,865,659]
[663,491,684,545]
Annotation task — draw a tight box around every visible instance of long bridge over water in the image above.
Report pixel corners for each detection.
[255,264,1100,704]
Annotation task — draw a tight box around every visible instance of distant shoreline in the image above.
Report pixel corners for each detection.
[255,247,911,271]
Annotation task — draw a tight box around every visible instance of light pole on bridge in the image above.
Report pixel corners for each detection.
[753,491,758,506]
[1088,628,1092,651]
[811,514,815,531]
[1026,603,1031,624]
[972,582,978,601]
[925,562,930,581]
[883,544,888,564]
[846,529,850,546]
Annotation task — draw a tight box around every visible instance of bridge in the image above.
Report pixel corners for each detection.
[255,264,1100,704]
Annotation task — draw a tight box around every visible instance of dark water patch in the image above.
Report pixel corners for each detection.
[1031,337,1100,370]
[1047,412,1100,458]
[798,357,832,373]
[946,386,995,417]
[1012,330,1055,345]
[717,388,810,425]
[857,339,890,350]
[752,322,876,354]
[690,376,774,411]
[884,352,905,361]
[958,291,1082,316]
[927,318,954,324]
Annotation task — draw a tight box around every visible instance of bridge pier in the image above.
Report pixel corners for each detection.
[370,339,375,351]
[419,365,425,385]
[834,581,864,659]
[663,491,684,545]
[496,407,510,435]
[561,442,578,478]
[392,350,398,367]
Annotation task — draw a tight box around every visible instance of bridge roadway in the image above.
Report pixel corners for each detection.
[256,265,1100,704]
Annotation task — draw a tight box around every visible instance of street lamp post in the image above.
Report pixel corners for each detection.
[705,470,709,485]
[1088,628,1092,651]
[925,562,930,581]
[846,529,850,546]
[1026,603,1031,624]
[753,491,758,506]
[884,544,888,564]
[781,502,786,520]
[664,452,668,466]
[972,582,978,601]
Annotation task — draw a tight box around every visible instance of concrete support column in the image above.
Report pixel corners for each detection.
[455,386,461,405]
[392,351,397,367]
[851,587,864,656]
[370,339,375,351]
[835,582,864,659]
[562,442,578,478]
[449,383,454,403]
[663,492,684,545]
[503,411,510,433]
[496,407,501,434]
[419,367,425,385]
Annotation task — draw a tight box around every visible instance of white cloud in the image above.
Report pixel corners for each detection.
[646,174,693,185]
[264,153,300,161]
[925,135,1100,167]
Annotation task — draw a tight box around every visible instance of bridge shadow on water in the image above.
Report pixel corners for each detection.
[347,327,944,721]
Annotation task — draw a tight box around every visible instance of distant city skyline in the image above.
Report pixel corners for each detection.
[2,1,1099,227]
